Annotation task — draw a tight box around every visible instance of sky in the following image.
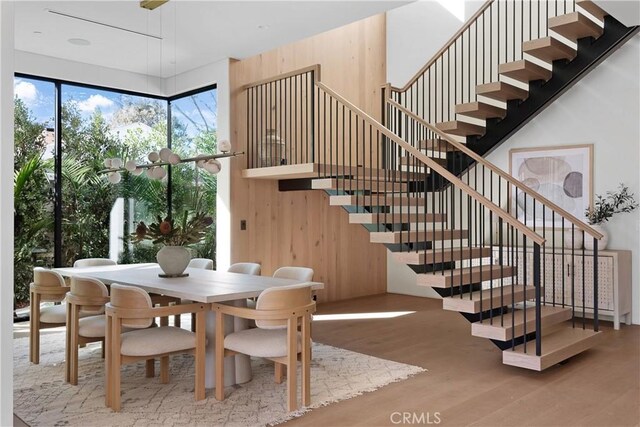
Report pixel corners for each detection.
[13,77,217,138]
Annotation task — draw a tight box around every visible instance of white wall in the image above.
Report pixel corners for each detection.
[386,0,485,87]
[0,2,14,423]
[486,35,640,324]
[15,50,164,96]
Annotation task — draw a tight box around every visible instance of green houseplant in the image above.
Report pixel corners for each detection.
[133,210,213,276]
[584,184,638,250]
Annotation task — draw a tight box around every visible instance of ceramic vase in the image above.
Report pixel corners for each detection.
[156,245,191,276]
[584,224,608,251]
[563,228,584,249]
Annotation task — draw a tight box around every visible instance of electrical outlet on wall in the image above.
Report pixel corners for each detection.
[240,220,247,230]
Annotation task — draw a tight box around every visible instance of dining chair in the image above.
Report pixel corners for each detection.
[29,267,90,364]
[73,258,117,267]
[272,266,314,282]
[213,283,316,412]
[105,284,207,411]
[65,276,110,385]
[228,262,262,276]
[188,258,214,270]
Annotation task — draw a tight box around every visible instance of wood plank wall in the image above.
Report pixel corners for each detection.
[229,14,388,302]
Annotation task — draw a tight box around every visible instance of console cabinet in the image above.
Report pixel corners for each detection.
[491,247,631,329]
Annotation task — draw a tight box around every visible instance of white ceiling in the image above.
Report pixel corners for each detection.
[15,1,410,79]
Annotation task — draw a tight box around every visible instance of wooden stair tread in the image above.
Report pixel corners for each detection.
[502,326,602,371]
[455,102,506,120]
[499,60,552,83]
[312,178,408,192]
[435,120,486,137]
[472,306,572,341]
[370,229,468,244]
[476,81,529,102]
[392,247,492,265]
[576,0,609,21]
[549,12,603,42]
[420,265,517,289]
[330,195,428,207]
[523,37,577,63]
[442,284,534,313]
[418,138,458,152]
[349,212,446,224]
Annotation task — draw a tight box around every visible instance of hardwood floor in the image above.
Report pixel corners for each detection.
[289,293,640,427]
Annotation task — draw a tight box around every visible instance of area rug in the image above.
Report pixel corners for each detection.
[14,333,425,426]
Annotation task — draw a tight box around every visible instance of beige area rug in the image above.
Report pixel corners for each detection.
[14,333,425,426]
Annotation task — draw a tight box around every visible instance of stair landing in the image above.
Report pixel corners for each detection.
[502,326,602,371]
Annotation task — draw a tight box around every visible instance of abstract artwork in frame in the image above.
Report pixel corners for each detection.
[509,145,593,228]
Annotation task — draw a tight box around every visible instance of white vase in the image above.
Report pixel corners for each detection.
[563,228,584,249]
[156,246,191,276]
[584,224,609,251]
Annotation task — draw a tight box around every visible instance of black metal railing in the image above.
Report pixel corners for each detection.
[245,65,318,168]
[384,99,602,352]
[245,65,602,357]
[388,0,579,124]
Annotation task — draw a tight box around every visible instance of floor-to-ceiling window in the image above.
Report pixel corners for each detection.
[13,77,55,308]
[169,86,218,263]
[12,75,217,309]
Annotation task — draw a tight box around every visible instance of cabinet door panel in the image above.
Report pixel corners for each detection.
[572,255,614,311]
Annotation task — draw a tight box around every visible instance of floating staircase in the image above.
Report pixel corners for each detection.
[239,0,636,370]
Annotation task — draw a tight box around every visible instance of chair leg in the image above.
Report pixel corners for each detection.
[101,339,105,359]
[287,318,298,412]
[105,315,112,408]
[69,306,79,385]
[145,359,155,378]
[215,311,225,401]
[191,313,196,333]
[160,356,170,384]
[65,301,72,382]
[302,315,311,406]
[111,322,122,412]
[194,311,206,401]
[274,362,285,384]
[29,291,40,365]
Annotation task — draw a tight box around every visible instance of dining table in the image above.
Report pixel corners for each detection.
[54,263,324,389]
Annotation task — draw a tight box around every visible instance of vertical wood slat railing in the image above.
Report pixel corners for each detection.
[244,64,601,357]
[388,0,578,124]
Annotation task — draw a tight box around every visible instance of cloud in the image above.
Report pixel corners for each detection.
[75,94,115,112]
[14,80,38,105]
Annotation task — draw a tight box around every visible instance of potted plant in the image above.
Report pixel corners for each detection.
[132,210,213,276]
[584,184,638,250]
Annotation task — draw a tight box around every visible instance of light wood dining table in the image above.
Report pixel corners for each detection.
[54,263,324,389]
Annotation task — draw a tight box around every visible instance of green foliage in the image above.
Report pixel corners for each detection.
[13,89,219,306]
[586,184,639,225]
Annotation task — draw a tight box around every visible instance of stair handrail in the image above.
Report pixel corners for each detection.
[390,0,494,93]
[243,64,321,90]
[386,98,604,240]
[316,80,545,246]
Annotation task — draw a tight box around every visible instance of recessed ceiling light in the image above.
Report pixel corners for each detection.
[68,38,90,46]
[33,31,42,35]
[257,24,269,30]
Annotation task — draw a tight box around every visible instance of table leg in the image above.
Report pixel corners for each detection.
[204,300,252,389]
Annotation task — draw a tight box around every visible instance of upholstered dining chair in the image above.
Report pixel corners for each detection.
[228,262,262,276]
[73,258,117,267]
[29,268,90,364]
[188,258,214,270]
[213,283,316,412]
[272,266,314,282]
[105,284,207,412]
[65,276,110,385]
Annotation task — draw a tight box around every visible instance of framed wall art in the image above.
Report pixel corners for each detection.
[509,144,593,228]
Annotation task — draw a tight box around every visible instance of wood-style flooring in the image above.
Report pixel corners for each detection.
[289,293,640,427]
[14,293,639,426]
